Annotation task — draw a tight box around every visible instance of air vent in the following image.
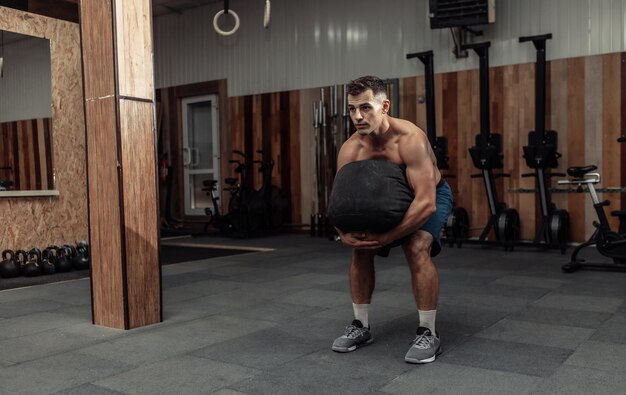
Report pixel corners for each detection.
[429,0,495,29]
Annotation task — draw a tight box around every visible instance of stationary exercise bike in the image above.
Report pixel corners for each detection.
[559,163,626,272]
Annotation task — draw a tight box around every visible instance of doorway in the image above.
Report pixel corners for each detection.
[181,94,220,216]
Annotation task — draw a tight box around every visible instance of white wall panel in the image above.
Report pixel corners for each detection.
[153,0,626,97]
[0,36,52,122]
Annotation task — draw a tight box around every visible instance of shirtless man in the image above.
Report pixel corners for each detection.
[331,76,453,364]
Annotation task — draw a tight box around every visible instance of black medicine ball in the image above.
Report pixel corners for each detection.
[327,160,414,233]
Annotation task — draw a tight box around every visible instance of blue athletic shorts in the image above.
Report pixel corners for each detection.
[376,179,453,258]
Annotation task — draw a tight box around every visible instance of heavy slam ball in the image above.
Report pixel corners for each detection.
[327,160,414,233]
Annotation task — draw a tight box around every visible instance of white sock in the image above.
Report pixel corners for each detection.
[353,303,370,328]
[418,309,437,334]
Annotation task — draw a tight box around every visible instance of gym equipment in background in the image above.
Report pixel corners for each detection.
[0,250,20,278]
[203,150,287,237]
[519,33,570,252]
[558,165,626,272]
[249,150,288,231]
[460,41,520,250]
[406,50,469,246]
[311,86,349,238]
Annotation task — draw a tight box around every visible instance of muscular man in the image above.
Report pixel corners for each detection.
[331,76,453,364]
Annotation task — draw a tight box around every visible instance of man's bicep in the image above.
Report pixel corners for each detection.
[403,138,437,203]
[406,161,437,204]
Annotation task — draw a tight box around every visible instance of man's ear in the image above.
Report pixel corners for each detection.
[382,99,391,114]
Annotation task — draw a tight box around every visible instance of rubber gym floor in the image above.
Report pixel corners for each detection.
[0,233,625,394]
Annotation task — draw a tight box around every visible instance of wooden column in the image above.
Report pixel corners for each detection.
[79,0,161,329]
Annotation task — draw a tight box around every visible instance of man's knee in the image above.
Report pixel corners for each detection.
[402,232,433,266]
[352,248,377,265]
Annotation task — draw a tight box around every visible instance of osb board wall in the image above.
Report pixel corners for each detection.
[0,7,87,250]
[399,52,624,242]
[0,117,53,190]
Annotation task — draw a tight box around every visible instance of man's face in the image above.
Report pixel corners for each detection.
[348,89,389,135]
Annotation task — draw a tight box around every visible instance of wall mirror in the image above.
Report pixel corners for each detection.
[0,29,54,191]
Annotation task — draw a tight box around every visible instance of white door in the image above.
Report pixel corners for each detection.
[182,94,220,216]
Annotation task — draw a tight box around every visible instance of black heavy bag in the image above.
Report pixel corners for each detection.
[327,160,414,233]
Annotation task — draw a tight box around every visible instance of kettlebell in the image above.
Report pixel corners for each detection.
[54,246,73,273]
[23,249,43,277]
[73,244,90,270]
[14,250,28,275]
[41,248,57,275]
[0,249,20,278]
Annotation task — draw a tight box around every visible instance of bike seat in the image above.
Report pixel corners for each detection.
[567,165,597,178]
[224,177,238,186]
[612,210,626,218]
[202,179,218,188]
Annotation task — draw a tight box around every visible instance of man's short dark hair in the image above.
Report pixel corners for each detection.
[347,76,388,98]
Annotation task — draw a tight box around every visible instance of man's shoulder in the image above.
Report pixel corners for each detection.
[392,119,427,143]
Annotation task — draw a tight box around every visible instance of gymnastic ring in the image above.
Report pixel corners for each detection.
[213,9,240,36]
[263,0,271,28]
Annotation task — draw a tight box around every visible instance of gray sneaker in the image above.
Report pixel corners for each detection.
[331,319,374,353]
[404,327,441,364]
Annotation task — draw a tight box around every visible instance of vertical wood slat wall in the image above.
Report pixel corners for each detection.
[399,53,624,242]
[228,93,301,223]
[80,0,161,329]
[159,52,622,242]
[0,118,53,190]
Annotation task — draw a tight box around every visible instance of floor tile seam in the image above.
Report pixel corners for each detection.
[0,277,90,294]
[562,353,626,373]
[189,344,328,374]
[436,357,557,379]
[481,316,602,334]
[472,330,596,351]
[2,341,138,370]
[529,303,624,315]
[152,313,280,336]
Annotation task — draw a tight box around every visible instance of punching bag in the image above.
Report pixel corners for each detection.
[327,160,414,233]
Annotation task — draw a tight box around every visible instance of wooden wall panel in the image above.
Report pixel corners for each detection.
[114,0,154,99]
[455,70,476,234]
[602,53,622,231]
[0,7,87,251]
[399,77,417,124]
[120,100,160,328]
[549,59,570,216]
[584,56,604,238]
[85,98,125,329]
[80,0,115,99]
[289,90,301,224]
[567,58,587,242]
[299,88,318,224]
[622,53,626,212]
[441,73,458,196]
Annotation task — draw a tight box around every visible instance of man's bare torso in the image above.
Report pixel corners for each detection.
[343,117,442,184]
